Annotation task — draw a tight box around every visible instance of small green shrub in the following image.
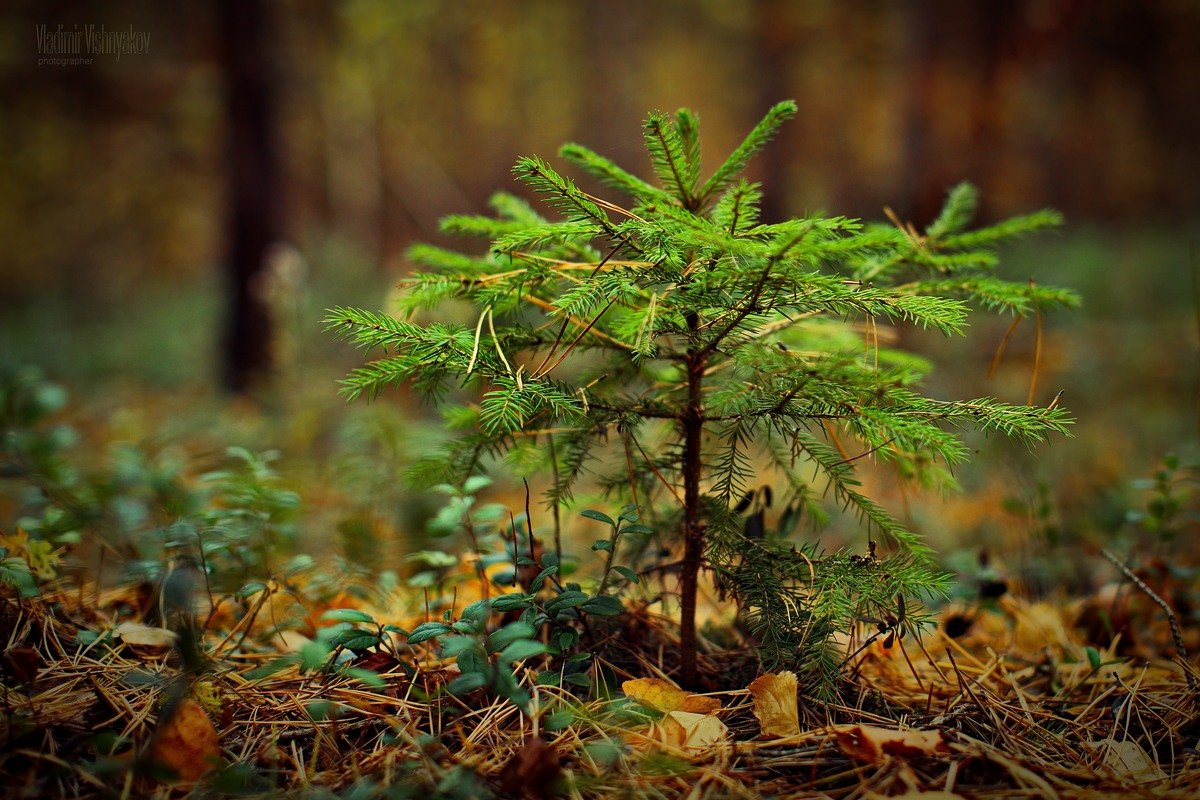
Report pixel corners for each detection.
[0,367,305,608]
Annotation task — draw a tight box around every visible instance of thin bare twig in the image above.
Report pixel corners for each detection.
[1102,547,1198,690]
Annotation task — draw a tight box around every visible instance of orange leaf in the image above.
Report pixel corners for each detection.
[747,671,800,737]
[680,695,723,714]
[834,724,949,765]
[148,698,220,783]
[622,677,721,714]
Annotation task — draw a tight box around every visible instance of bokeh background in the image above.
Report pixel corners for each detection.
[2,0,1198,590]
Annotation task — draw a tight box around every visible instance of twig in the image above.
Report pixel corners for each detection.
[547,434,563,568]
[1028,295,1043,405]
[1101,548,1198,690]
[530,243,622,377]
[988,315,1022,379]
[629,432,683,504]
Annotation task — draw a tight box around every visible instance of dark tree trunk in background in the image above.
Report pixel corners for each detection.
[898,0,941,226]
[583,0,641,175]
[962,1,1012,221]
[901,0,1018,226]
[220,0,278,392]
[754,0,793,224]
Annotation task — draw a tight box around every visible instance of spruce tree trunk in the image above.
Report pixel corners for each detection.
[678,316,707,688]
[220,0,278,392]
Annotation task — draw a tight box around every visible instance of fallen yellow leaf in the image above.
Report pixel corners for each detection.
[1094,738,1167,783]
[272,629,313,653]
[148,697,220,783]
[115,622,178,649]
[1010,600,1073,655]
[747,671,800,737]
[834,724,949,764]
[622,677,721,714]
[658,710,729,754]
[0,529,62,579]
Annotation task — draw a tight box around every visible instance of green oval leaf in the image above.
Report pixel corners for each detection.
[406,621,452,645]
[613,566,640,584]
[580,509,615,526]
[321,608,376,624]
[448,671,489,695]
[543,710,574,731]
[530,565,558,592]
[488,622,537,652]
[490,593,534,612]
[236,581,268,600]
[500,639,549,664]
[463,475,493,494]
[545,590,588,613]
[581,595,624,616]
[331,631,381,652]
[300,641,332,672]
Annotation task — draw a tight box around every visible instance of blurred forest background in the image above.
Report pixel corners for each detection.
[2,0,1198,586]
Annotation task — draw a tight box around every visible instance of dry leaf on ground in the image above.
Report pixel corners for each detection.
[622,677,722,714]
[2,646,41,683]
[657,710,729,754]
[1008,599,1075,655]
[1094,738,1168,783]
[747,671,800,737]
[115,622,178,649]
[498,736,561,799]
[834,724,949,764]
[147,697,220,783]
[272,629,313,653]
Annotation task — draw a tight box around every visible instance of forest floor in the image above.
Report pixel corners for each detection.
[3,568,1198,799]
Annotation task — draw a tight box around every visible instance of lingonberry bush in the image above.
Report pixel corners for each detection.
[328,101,1076,692]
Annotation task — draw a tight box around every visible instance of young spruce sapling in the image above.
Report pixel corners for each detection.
[328,101,1076,691]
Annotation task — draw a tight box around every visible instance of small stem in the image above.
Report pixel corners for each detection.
[1101,548,1197,690]
[622,431,641,509]
[195,531,215,619]
[522,477,537,559]
[596,521,622,597]
[508,511,520,588]
[629,432,683,504]
[548,434,563,569]
[463,513,490,601]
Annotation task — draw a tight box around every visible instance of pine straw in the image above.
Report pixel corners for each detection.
[2,587,1199,799]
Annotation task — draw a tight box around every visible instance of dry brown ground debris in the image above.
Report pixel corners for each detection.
[1,585,1198,799]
